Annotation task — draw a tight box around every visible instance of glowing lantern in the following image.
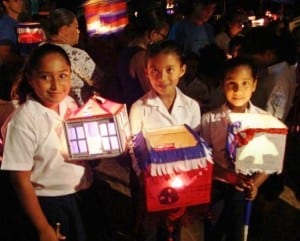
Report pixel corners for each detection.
[64,95,131,160]
[17,22,45,56]
[83,0,128,36]
[227,113,288,175]
[134,125,213,212]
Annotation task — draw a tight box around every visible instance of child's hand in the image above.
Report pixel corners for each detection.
[235,177,258,200]
[126,136,134,155]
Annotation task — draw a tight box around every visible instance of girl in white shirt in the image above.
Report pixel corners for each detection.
[1,44,92,241]
[129,40,201,241]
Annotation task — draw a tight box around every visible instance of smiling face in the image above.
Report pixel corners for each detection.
[223,65,257,112]
[29,53,71,112]
[146,52,186,98]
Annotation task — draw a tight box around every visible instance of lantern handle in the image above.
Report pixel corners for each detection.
[93,92,105,104]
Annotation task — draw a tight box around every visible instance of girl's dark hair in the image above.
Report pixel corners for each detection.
[0,63,22,100]
[47,8,76,36]
[18,43,71,104]
[222,57,258,82]
[126,7,168,38]
[146,40,183,64]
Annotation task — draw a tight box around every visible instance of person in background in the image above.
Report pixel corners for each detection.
[240,26,297,122]
[168,0,217,57]
[0,62,22,131]
[1,44,92,241]
[201,57,269,241]
[47,8,104,105]
[178,52,210,108]
[117,7,169,110]
[214,11,245,57]
[129,40,201,241]
[197,43,227,113]
[228,35,244,59]
[0,0,23,47]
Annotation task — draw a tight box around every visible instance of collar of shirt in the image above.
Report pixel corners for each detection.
[27,96,77,120]
[145,87,186,108]
[267,61,289,75]
[221,101,256,114]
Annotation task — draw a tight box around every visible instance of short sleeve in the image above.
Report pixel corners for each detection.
[1,122,36,170]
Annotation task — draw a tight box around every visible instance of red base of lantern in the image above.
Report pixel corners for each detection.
[145,163,213,212]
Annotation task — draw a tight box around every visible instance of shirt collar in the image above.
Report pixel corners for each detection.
[222,101,255,113]
[145,87,186,108]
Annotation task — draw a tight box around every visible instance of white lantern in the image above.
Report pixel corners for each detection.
[228,113,288,175]
[64,95,131,160]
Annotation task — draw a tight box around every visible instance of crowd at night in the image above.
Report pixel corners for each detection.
[0,0,299,241]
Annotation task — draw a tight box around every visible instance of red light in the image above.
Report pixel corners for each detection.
[170,176,184,188]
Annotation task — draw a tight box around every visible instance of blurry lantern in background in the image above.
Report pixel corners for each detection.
[166,0,176,15]
[83,0,128,36]
[64,95,131,160]
[17,22,45,57]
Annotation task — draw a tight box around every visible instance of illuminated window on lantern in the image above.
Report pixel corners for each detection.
[99,120,119,150]
[68,125,88,155]
[67,119,120,157]
[84,121,102,154]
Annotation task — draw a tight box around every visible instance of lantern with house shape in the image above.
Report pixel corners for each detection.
[227,113,288,175]
[133,125,213,212]
[64,95,131,160]
[83,0,128,36]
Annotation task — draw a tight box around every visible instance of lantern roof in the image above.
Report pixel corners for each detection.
[67,95,124,120]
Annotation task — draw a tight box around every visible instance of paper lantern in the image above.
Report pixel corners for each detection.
[133,125,213,212]
[83,0,128,36]
[227,113,288,175]
[17,22,45,56]
[64,95,131,160]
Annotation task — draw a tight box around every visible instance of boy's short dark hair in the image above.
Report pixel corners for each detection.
[222,57,258,82]
[241,26,279,55]
[146,40,183,64]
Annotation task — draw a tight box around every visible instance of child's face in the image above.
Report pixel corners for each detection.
[223,65,257,112]
[146,52,186,97]
[29,53,71,111]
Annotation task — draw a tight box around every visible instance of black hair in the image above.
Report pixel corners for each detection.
[241,26,297,65]
[146,40,183,64]
[241,26,280,55]
[0,63,22,100]
[222,57,258,82]
[125,7,168,38]
[47,8,76,36]
[18,43,71,104]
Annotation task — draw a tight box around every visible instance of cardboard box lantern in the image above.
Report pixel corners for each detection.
[64,95,131,160]
[83,0,128,36]
[227,113,288,175]
[133,125,213,212]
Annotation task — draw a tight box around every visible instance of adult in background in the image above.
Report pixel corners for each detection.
[117,7,169,110]
[168,0,217,57]
[214,11,246,57]
[241,25,297,122]
[47,8,104,105]
[0,0,23,46]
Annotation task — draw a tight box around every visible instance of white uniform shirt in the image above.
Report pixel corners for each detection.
[1,97,92,196]
[129,88,201,135]
[201,102,267,170]
[252,61,297,121]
